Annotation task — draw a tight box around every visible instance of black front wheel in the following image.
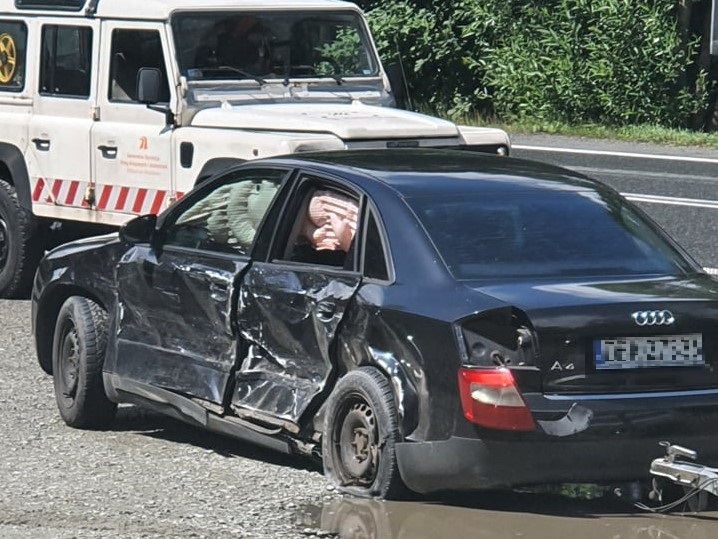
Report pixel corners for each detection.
[322,367,405,499]
[52,296,117,429]
[0,178,43,298]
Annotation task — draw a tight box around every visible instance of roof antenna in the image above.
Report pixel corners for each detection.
[393,36,414,111]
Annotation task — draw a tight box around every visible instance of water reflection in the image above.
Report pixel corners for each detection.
[296,493,717,539]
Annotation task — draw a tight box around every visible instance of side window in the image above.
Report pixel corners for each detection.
[0,20,27,92]
[277,182,360,268]
[109,29,170,103]
[40,25,92,97]
[363,209,390,281]
[166,169,285,254]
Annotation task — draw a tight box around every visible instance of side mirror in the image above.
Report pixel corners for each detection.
[385,63,407,110]
[119,214,157,245]
[137,67,162,105]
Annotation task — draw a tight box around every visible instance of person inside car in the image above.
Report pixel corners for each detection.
[216,15,272,75]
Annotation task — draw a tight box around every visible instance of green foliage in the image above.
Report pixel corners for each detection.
[362,1,467,114]
[356,0,709,128]
[317,27,367,75]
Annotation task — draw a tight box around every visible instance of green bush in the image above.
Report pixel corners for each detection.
[357,0,708,127]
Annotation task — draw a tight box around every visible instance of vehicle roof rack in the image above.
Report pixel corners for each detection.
[14,0,86,11]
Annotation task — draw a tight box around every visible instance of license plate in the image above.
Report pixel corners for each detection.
[594,334,704,370]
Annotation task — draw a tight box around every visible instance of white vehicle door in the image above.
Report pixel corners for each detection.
[91,21,176,226]
[27,18,99,221]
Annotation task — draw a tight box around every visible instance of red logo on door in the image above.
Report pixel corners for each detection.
[139,136,149,150]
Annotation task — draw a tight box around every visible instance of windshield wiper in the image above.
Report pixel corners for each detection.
[327,73,345,86]
[194,65,266,85]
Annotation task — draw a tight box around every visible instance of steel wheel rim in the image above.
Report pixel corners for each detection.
[0,216,8,270]
[57,320,80,406]
[333,394,379,486]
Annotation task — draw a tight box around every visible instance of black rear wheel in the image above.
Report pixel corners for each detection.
[52,296,117,429]
[322,367,404,499]
[0,178,43,298]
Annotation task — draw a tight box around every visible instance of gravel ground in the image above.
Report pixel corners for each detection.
[0,299,337,539]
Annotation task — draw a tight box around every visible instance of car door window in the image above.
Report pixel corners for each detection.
[363,208,390,281]
[109,29,169,102]
[40,24,93,97]
[0,20,27,92]
[276,181,360,268]
[166,169,285,254]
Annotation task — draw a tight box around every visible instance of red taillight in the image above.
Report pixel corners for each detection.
[458,367,535,432]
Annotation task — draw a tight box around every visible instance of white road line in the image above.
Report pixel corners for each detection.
[571,166,716,183]
[623,193,718,210]
[705,268,718,275]
[513,144,718,165]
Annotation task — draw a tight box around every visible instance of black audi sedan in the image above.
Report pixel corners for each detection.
[32,149,718,499]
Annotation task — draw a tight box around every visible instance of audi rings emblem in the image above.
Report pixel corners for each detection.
[631,310,675,326]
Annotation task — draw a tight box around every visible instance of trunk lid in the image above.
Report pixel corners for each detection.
[471,274,718,394]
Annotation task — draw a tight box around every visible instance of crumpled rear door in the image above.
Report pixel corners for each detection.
[232,261,361,425]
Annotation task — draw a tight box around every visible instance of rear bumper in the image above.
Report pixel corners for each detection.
[396,434,718,494]
[397,390,718,494]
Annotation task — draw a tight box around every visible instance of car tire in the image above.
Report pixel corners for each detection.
[52,296,117,429]
[0,178,43,298]
[322,367,405,499]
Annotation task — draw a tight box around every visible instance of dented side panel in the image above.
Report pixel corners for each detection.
[333,283,463,442]
[233,262,361,424]
[114,245,249,405]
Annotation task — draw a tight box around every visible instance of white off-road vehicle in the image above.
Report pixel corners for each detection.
[0,0,510,298]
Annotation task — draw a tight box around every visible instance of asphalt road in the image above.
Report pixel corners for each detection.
[512,134,718,269]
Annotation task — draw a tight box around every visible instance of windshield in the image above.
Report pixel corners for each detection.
[408,190,695,280]
[171,10,379,82]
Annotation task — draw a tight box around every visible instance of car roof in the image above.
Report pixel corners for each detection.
[1,0,358,19]
[267,149,606,197]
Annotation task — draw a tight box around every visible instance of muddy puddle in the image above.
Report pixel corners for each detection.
[295,490,718,539]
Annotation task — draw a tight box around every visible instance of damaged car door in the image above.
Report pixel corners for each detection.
[113,168,287,405]
[232,176,363,427]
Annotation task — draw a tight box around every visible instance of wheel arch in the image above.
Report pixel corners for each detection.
[365,356,419,438]
[0,143,32,211]
[317,350,419,441]
[35,285,108,374]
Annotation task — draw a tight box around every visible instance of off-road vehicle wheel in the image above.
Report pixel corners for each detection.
[0,178,43,298]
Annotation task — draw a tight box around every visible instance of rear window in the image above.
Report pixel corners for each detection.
[0,20,27,92]
[408,190,694,280]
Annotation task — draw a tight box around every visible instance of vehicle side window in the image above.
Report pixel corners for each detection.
[109,29,170,103]
[276,182,360,269]
[40,25,92,97]
[165,169,285,255]
[0,20,27,92]
[363,209,390,281]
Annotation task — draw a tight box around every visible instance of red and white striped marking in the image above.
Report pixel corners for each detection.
[32,177,182,215]
[32,177,91,208]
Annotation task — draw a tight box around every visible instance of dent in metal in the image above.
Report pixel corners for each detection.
[114,247,246,405]
[333,286,426,439]
[537,403,594,437]
[368,347,410,420]
[232,263,361,425]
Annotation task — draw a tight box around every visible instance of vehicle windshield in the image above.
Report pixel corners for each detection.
[408,189,695,280]
[171,10,379,83]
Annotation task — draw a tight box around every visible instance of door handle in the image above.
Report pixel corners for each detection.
[32,138,51,151]
[97,145,118,159]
